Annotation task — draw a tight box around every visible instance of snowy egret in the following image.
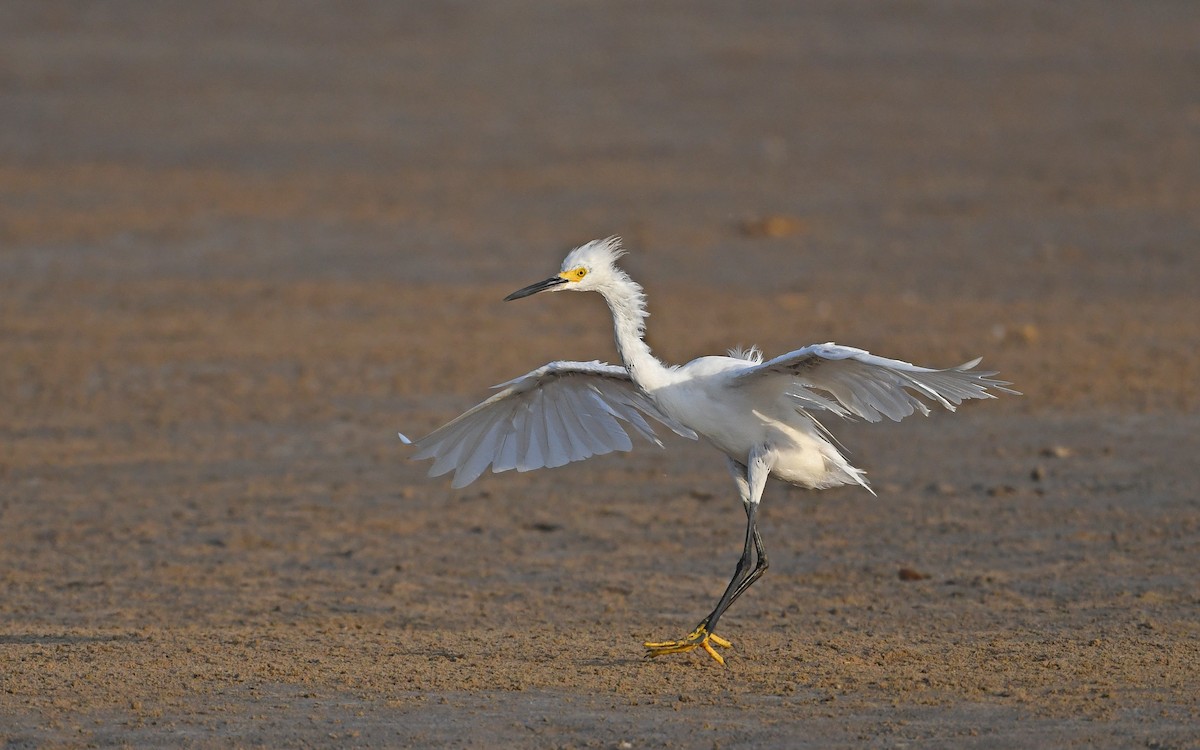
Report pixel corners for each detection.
[399,237,1017,664]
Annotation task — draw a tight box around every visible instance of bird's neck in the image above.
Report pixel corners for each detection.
[599,273,672,390]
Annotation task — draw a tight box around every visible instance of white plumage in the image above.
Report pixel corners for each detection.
[405,360,696,488]
[400,237,1017,664]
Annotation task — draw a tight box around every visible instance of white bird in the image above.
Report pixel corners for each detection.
[399,237,1017,664]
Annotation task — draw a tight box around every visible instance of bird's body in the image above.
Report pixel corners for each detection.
[401,237,1017,664]
[635,351,864,490]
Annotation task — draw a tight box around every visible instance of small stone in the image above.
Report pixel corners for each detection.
[991,323,1040,345]
[738,214,806,238]
[1040,445,1073,459]
[1030,466,1046,481]
[898,567,930,581]
[1013,323,1040,344]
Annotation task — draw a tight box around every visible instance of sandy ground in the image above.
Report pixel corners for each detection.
[2,2,1199,747]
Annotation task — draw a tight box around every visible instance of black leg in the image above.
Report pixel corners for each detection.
[727,521,768,608]
[697,498,761,636]
[644,446,774,664]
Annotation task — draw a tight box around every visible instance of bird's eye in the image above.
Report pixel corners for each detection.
[575,268,588,280]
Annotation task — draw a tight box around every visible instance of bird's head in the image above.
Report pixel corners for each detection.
[504,236,626,301]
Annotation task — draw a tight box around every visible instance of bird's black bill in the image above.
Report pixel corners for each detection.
[504,276,567,301]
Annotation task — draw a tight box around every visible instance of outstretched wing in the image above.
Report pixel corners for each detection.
[400,361,697,488]
[730,343,1018,422]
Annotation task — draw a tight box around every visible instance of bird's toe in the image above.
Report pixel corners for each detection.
[644,625,732,664]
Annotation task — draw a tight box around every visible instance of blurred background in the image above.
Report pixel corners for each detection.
[4,2,1196,292]
[2,2,1198,746]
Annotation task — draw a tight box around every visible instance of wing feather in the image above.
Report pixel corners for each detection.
[521,388,551,472]
[604,394,662,445]
[541,388,574,467]
[551,389,595,461]
[581,387,635,452]
[402,360,695,487]
[492,402,527,474]
[732,343,1018,423]
[424,416,486,477]
[452,413,510,488]
[562,386,618,456]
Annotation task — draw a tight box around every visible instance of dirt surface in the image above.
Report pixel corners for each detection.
[3,2,1199,747]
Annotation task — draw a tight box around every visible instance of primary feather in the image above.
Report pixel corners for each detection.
[405,360,696,488]
[730,343,1019,423]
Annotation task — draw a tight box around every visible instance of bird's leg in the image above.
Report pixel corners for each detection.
[725,458,770,609]
[643,503,756,664]
[728,516,769,608]
[645,447,772,665]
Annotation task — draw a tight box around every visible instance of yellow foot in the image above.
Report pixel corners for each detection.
[644,624,733,665]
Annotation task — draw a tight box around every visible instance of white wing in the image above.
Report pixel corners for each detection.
[402,360,697,488]
[731,343,1018,422]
